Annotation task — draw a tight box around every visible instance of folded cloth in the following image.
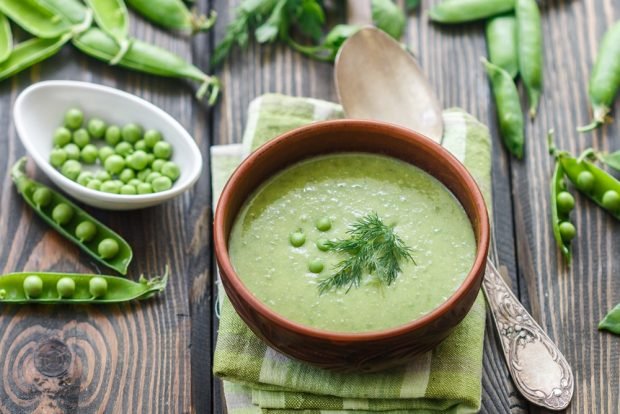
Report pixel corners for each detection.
[211,94,492,414]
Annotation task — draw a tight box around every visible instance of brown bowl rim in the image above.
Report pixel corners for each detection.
[214,119,489,343]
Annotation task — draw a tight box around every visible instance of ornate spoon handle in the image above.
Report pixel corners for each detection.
[483,261,574,410]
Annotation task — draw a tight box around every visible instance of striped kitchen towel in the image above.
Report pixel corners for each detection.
[211,94,492,413]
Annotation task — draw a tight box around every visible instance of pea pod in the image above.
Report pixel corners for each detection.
[11,158,133,274]
[557,153,620,220]
[482,58,524,159]
[599,303,620,335]
[0,271,167,303]
[37,0,90,25]
[516,0,543,117]
[0,34,72,81]
[84,0,131,64]
[485,14,518,79]
[550,161,575,263]
[429,0,515,24]
[126,0,216,33]
[72,28,220,104]
[0,12,11,64]
[578,21,620,132]
[0,0,73,38]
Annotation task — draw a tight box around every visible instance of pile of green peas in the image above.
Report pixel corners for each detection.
[49,108,181,195]
[288,216,333,274]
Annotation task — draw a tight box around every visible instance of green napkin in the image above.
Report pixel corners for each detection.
[211,94,492,414]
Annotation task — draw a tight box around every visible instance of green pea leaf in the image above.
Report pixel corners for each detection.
[371,0,406,39]
[405,0,420,11]
[599,303,620,335]
[255,0,288,43]
[602,150,620,172]
[324,24,360,49]
[295,0,325,41]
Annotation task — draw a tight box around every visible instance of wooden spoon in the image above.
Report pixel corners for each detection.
[335,26,574,411]
[335,27,443,142]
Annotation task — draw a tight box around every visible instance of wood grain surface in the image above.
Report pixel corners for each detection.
[0,0,617,413]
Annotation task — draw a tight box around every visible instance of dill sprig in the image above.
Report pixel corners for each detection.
[318,213,415,294]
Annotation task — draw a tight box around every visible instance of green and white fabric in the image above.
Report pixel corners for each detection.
[211,94,492,414]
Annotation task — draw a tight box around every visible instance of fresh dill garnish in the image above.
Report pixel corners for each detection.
[318,213,415,294]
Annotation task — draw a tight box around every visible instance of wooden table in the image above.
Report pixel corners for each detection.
[0,0,617,412]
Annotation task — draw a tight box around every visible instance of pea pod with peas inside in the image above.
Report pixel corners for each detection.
[429,0,515,23]
[125,0,217,34]
[0,270,167,303]
[550,160,576,263]
[578,21,620,132]
[11,158,133,274]
[72,28,220,104]
[554,152,620,220]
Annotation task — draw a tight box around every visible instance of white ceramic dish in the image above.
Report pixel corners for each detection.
[14,80,202,210]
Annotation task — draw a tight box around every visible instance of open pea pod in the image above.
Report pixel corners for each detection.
[0,0,73,38]
[11,158,133,274]
[550,162,575,263]
[599,303,620,335]
[558,153,620,220]
[0,11,12,64]
[0,271,167,304]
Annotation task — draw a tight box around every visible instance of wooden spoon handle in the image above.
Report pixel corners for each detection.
[482,261,574,410]
[346,0,372,25]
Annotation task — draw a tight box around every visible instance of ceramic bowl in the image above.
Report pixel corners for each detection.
[14,80,202,210]
[214,120,489,372]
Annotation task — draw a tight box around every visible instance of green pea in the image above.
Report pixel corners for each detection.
[134,139,147,151]
[289,231,305,247]
[49,148,68,168]
[100,180,121,194]
[119,168,135,183]
[122,123,143,143]
[151,158,165,172]
[52,203,74,225]
[89,276,108,298]
[23,275,43,298]
[316,217,332,232]
[81,144,99,164]
[556,191,575,213]
[98,145,115,162]
[95,170,111,182]
[87,118,107,138]
[98,238,119,259]
[53,127,72,147]
[105,125,122,146]
[161,161,180,181]
[115,141,133,157]
[153,141,172,159]
[576,171,595,192]
[72,128,90,148]
[104,154,125,174]
[75,220,97,242]
[137,168,152,181]
[137,182,153,194]
[119,184,136,194]
[127,150,149,171]
[77,171,94,186]
[32,187,53,208]
[86,179,102,190]
[146,153,155,166]
[64,108,83,129]
[152,176,172,192]
[64,143,81,160]
[61,159,82,180]
[602,190,620,211]
[308,259,324,273]
[57,277,76,298]
[127,178,142,186]
[146,171,162,183]
[144,129,162,148]
[559,222,576,243]
[316,239,330,251]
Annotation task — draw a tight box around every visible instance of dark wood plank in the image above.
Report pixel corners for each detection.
[0,9,212,413]
[510,1,620,413]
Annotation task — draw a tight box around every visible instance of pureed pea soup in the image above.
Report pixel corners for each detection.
[229,153,476,332]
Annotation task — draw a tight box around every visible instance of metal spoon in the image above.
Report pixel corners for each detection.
[335,27,573,411]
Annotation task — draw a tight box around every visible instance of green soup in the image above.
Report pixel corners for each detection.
[229,153,476,332]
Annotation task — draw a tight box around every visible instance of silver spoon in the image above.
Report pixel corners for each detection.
[335,27,573,411]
